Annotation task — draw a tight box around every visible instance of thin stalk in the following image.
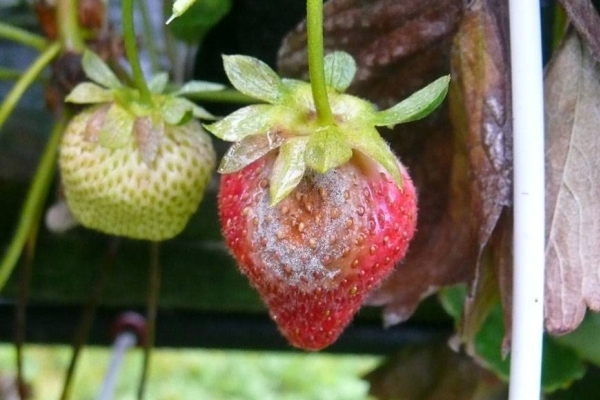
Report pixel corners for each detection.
[56,0,85,51]
[507,0,545,399]
[123,0,153,105]
[0,117,65,291]
[0,42,61,135]
[137,0,161,73]
[306,0,334,125]
[137,242,161,400]
[59,238,120,400]
[0,22,47,51]
[15,231,38,400]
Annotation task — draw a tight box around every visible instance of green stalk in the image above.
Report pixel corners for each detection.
[0,42,61,135]
[56,0,85,51]
[0,118,65,292]
[0,22,47,51]
[306,0,334,125]
[137,242,161,400]
[123,0,153,105]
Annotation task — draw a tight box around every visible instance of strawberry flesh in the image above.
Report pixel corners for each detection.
[218,152,417,350]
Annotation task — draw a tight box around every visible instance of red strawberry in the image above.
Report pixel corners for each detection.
[219,152,417,350]
[206,54,448,350]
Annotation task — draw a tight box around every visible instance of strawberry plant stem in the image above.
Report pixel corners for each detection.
[306,0,334,125]
[0,41,60,136]
[123,0,153,106]
[0,117,65,292]
[137,242,161,400]
[56,0,85,51]
[0,22,47,51]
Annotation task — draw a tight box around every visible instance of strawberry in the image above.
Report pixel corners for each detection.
[219,152,417,350]
[60,105,215,240]
[206,53,449,350]
[58,50,221,240]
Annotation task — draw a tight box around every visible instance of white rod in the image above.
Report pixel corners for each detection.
[97,332,138,400]
[508,1,546,399]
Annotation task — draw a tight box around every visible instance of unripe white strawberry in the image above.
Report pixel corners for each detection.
[60,104,215,241]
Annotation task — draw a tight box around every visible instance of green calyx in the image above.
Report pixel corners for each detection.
[205,52,450,206]
[65,50,223,164]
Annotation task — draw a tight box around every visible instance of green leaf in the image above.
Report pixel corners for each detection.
[439,285,586,393]
[65,82,113,104]
[148,72,169,93]
[160,96,193,125]
[98,104,135,149]
[345,126,402,188]
[305,126,353,173]
[167,0,231,42]
[324,51,357,92]
[374,75,450,127]
[223,55,286,104]
[554,312,600,367]
[204,104,275,141]
[219,132,284,174]
[269,138,308,205]
[174,80,225,96]
[82,50,123,89]
[543,336,587,392]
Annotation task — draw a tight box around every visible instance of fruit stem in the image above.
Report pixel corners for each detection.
[0,116,65,292]
[56,0,85,51]
[137,242,161,400]
[0,41,60,137]
[306,0,334,125]
[0,22,47,51]
[122,0,153,106]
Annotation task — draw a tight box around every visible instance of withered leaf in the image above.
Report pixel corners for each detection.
[279,0,475,326]
[365,341,508,400]
[558,0,600,65]
[447,0,513,352]
[544,29,600,335]
[371,0,512,326]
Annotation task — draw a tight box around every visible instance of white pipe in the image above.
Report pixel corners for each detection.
[508,1,546,399]
[97,331,138,400]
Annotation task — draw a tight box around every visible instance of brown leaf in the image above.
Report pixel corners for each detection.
[365,341,508,400]
[544,29,600,335]
[447,0,513,352]
[371,0,513,326]
[558,0,600,65]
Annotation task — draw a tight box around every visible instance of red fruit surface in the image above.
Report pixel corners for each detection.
[218,152,417,350]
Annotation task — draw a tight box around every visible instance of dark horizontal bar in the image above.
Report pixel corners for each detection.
[0,304,451,354]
